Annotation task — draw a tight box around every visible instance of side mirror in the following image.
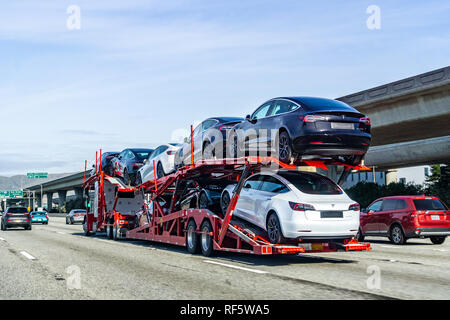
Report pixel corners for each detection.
[245,114,251,121]
[143,159,148,164]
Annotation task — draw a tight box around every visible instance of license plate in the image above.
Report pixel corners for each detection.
[431,215,440,220]
[321,211,343,218]
[331,122,354,130]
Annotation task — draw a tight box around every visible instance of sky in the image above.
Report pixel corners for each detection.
[0,0,449,176]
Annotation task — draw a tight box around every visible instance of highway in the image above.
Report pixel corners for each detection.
[0,216,449,300]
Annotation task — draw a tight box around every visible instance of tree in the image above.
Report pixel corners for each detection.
[425,165,450,206]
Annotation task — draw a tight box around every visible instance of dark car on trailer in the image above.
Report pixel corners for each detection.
[90,151,120,176]
[111,148,154,185]
[1,207,32,231]
[227,97,371,165]
[176,117,244,167]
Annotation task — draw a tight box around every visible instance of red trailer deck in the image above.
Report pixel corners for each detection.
[83,155,371,256]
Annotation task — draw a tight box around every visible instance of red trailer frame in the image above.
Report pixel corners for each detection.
[81,156,370,256]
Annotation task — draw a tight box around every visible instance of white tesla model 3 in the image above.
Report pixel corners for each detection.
[137,143,182,184]
[220,170,360,243]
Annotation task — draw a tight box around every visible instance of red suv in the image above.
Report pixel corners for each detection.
[358,196,450,245]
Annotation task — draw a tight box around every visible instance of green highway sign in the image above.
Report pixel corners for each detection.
[27,172,48,179]
[0,190,23,199]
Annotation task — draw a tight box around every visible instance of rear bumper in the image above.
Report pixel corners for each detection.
[292,133,370,156]
[5,220,31,227]
[409,227,450,237]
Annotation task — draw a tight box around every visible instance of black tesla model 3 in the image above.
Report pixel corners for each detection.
[228,97,371,165]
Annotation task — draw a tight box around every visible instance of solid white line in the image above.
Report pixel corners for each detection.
[204,260,268,274]
[20,251,36,260]
[0,237,6,241]
[57,231,66,235]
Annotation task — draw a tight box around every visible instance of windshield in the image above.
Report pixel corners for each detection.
[292,97,358,113]
[135,152,152,160]
[413,199,447,211]
[278,172,342,195]
[31,211,46,215]
[8,207,28,213]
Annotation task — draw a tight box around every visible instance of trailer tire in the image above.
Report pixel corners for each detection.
[83,219,90,236]
[186,220,200,254]
[113,223,120,241]
[430,236,446,245]
[106,223,113,239]
[357,228,364,242]
[200,220,214,257]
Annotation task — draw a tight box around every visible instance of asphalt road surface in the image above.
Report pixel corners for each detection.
[0,216,449,300]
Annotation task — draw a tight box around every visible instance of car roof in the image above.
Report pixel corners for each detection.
[206,117,245,123]
[377,195,440,200]
[128,148,154,152]
[274,96,360,113]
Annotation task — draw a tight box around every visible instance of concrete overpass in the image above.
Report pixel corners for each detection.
[27,171,86,210]
[338,66,450,170]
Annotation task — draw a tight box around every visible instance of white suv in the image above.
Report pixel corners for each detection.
[221,170,360,243]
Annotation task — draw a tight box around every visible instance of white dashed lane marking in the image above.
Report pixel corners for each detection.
[204,260,268,274]
[0,237,6,241]
[20,251,36,260]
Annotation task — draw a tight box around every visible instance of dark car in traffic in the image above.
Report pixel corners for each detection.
[176,117,244,167]
[227,97,371,165]
[111,148,154,185]
[358,195,450,245]
[90,151,120,176]
[1,207,32,231]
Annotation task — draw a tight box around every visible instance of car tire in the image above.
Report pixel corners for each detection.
[266,213,285,244]
[124,169,131,186]
[227,131,238,159]
[356,228,365,242]
[186,220,200,254]
[277,131,292,164]
[390,225,406,245]
[25,224,32,231]
[70,218,74,225]
[106,222,113,240]
[430,236,446,245]
[135,173,142,186]
[200,220,214,257]
[1,222,6,231]
[198,191,209,210]
[203,141,214,160]
[221,192,231,216]
[65,217,69,224]
[157,162,165,179]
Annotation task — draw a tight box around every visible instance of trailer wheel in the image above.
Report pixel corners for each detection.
[186,220,200,254]
[83,219,90,236]
[200,220,214,256]
[357,228,365,242]
[106,223,113,239]
[113,223,120,241]
[430,236,446,245]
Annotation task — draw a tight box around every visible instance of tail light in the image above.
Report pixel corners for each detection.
[349,203,360,211]
[289,202,315,211]
[133,163,143,168]
[359,117,371,126]
[219,125,235,131]
[166,150,175,155]
[303,115,326,122]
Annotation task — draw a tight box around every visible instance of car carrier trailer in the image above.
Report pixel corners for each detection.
[82,151,371,256]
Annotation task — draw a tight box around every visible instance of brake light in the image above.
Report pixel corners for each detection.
[289,202,315,211]
[166,150,175,155]
[133,163,143,168]
[303,115,326,122]
[359,117,371,126]
[219,125,234,131]
[349,203,360,211]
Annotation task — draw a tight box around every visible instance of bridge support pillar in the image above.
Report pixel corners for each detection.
[36,193,42,208]
[58,190,67,210]
[46,193,53,211]
[386,169,398,185]
[74,187,84,201]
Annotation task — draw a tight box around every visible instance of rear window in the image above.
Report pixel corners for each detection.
[413,199,447,211]
[8,207,28,213]
[135,152,152,160]
[278,172,342,195]
[292,97,358,112]
[74,210,86,214]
